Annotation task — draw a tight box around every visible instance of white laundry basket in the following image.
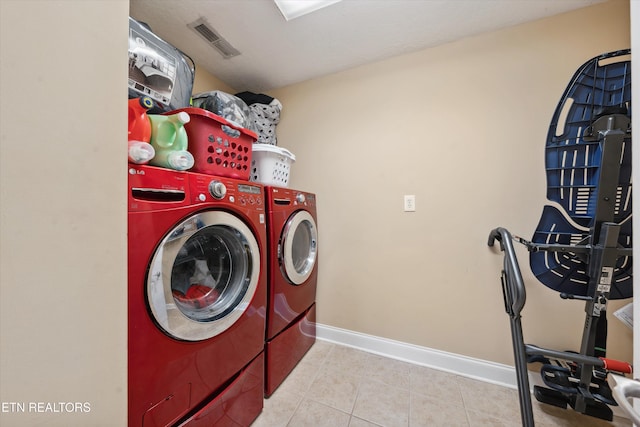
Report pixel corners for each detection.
[250,145,295,187]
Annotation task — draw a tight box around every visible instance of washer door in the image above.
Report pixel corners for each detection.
[280,210,318,285]
[147,211,260,341]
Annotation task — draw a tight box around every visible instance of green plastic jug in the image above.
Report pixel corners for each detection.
[148,111,194,171]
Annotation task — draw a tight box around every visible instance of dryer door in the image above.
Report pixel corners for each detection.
[280,210,318,285]
[147,211,260,341]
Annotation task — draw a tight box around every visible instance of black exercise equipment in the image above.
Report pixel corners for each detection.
[488,49,632,426]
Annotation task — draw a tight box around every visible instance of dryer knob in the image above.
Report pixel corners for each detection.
[296,193,306,204]
[209,181,227,199]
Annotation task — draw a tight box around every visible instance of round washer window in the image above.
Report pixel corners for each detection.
[147,211,260,341]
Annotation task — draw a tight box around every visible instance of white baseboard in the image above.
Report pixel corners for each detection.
[316,323,518,389]
[316,323,629,420]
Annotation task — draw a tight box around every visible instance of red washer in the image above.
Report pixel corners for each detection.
[264,186,318,396]
[128,165,267,427]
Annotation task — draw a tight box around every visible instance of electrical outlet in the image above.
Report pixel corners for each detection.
[404,195,416,212]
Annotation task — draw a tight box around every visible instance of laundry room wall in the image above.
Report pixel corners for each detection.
[270,0,633,366]
[193,67,236,96]
[0,1,127,426]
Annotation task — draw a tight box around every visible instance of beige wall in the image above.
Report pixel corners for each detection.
[0,1,128,426]
[270,0,632,366]
[192,66,237,96]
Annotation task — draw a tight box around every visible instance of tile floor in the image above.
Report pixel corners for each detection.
[252,340,631,427]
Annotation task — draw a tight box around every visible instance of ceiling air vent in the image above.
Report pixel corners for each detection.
[188,17,240,59]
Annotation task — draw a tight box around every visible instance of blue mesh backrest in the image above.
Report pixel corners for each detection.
[545,50,631,227]
[530,50,632,299]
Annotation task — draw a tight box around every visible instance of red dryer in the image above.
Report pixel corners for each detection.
[264,186,319,396]
[128,165,267,427]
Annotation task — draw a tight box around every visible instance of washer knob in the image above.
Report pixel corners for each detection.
[209,181,227,199]
[296,193,306,204]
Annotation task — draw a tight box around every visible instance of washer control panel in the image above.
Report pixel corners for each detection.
[237,184,262,207]
[189,172,262,207]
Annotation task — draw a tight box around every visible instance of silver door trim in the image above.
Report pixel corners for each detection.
[147,210,260,341]
[281,210,317,285]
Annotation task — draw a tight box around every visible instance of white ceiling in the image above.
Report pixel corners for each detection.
[129,0,605,93]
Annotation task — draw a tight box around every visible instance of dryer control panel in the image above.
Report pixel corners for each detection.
[299,192,316,208]
[270,187,316,210]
